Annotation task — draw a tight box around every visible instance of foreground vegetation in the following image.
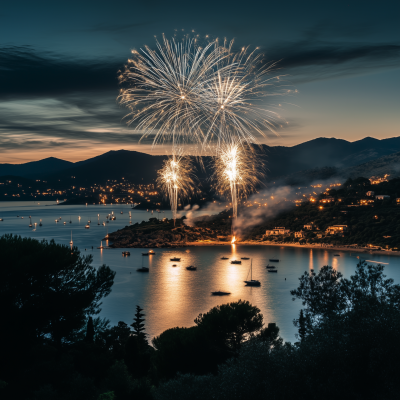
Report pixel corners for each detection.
[1,235,400,399]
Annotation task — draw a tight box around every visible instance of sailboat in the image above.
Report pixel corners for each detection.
[244,259,261,286]
[29,217,33,228]
[97,214,100,225]
[137,256,149,272]
[69,216,72,223]
[69,231,73,245]
[98,241,104,249]
[39,219,42,226]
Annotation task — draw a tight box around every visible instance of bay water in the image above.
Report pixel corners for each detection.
[1,201,399,342]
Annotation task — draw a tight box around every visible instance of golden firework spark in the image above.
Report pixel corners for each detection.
[157,149,196,223]
[204,40,284,148]
[214,140,262,225]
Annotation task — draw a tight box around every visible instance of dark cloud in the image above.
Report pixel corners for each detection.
[0,46,123,99]
[266,40,400,83]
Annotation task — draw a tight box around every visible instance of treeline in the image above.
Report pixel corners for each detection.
[1,235,400,399]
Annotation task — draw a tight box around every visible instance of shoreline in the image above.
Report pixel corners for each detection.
[183,241,400,257]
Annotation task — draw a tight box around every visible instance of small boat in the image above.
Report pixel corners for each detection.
[59,217,62,220]
[269,259,279,262]
[97,241,104,249]
[170,257,181,261]
[85,224,90,229]
[244,259,261,286]
[29,217,33,228]
[221,256,229,260]
[120,211,123,214]
[55,219,58,223]
[241,257,250,260]
[0,218,3,221]
[334,254,340,256]
[172,264,177,267]
[111,216,116,221]
[137,267,149,272]
[21,216,24,219]
[186,266,197,271]
[122,251,130,256]
[69,231,73,245]
[231,260,242,264]
[266,264,276,269]
[17,215,19,217]
[63,221,66,225]
[211,291,231,296]
[102,222,106,226]
[39,219,42,226]
[268,269,278,273]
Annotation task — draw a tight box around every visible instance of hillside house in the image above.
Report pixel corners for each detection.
[303,223,316,230]
[319,197,335,204]
[326,225,348,235]
[265,227,291,236]
[375,195,390,200]
[359,199,374,206]
[396,198,400,205]
[294,231,305,238]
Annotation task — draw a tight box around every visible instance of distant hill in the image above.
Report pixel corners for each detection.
[258,136,400,180]
[0,157,73,179]
[2,136,400,184]
[340,151,400,179]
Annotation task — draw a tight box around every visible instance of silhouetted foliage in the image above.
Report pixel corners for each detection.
[86,316,95,343]
[131,305,146,337]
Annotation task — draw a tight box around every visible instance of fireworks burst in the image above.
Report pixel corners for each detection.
[118,34,230,149]
[157,149,196,223]
[202,39,284,149]
[213,141,262,229]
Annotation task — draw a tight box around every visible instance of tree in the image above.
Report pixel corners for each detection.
[85,317,95,343]
[297,310,306,341]
[131,306,146,337]
[291,260,400,335]
[194,300,264,352]
[0,234,115,380]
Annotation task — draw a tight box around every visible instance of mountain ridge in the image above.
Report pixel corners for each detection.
[2,136,400,183]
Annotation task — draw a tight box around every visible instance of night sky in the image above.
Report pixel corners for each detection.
[1,0,399,163]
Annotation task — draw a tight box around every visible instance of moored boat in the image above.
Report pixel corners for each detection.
[170,257,181,261]
[186,266,197,271]
[137,267,149,272]
[211,291,231,296]
[122,251,130,256]
[269,259,279,262]
[266,264,276,269]
[241,257,250,260]
[244,259,261,286]
[268,269,278,273]
[221,256,229,260]
[231,260,242,264]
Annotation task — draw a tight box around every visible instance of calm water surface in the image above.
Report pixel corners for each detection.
[1,201,400,343]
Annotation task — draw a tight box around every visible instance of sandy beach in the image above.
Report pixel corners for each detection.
[185,241,400,257]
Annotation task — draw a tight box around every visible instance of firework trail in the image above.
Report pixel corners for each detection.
[157,148,195,224]
[213,140,262,235]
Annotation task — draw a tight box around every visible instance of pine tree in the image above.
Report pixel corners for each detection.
[85,316,95,342]
[298,310,306,341]
[131,306,146,337]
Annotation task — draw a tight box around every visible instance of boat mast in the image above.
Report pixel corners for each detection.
[251,259,252,281]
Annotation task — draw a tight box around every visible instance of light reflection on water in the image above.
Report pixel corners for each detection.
[1,202,400,343]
